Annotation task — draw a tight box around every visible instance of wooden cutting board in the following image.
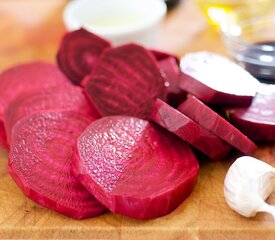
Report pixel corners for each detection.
[1,0,275,239]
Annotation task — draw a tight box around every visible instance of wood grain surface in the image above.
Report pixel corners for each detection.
[1,0,275,239]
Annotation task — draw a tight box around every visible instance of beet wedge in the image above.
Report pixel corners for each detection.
[225,85,275,142]
[179,52,260,106]
[57,28,111,85]
[73,116,199,219]
[158,57,186,107]
[83,43,165,119]
[4,86,100,143]
[0,61,71,148]
[149,99,231,160]
[178,96,257,155]
[8,111,106,219]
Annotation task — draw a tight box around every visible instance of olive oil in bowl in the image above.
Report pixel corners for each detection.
[194,0,272,28]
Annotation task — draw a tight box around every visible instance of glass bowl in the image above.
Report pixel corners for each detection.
[221,13,275,82]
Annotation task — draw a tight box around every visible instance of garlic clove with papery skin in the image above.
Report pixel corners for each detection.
[224,156,275,219]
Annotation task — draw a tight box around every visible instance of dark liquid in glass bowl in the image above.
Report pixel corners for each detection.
[242,41,275,83]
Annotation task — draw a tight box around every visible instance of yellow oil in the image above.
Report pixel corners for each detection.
[194,0,273,28]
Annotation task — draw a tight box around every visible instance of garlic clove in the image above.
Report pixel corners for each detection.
[224,156,275,219]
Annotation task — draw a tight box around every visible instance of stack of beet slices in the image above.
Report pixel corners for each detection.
[0,28,265,220]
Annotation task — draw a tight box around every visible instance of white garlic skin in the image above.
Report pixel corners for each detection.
[224,156,275,218]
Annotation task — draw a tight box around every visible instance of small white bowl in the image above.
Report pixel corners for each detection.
[63,0,167,47]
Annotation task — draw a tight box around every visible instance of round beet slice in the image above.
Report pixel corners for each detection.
[83,43,165,119]
[225,87,275,142]
[8,111,106,219]
[4,86,100,143]
[0,61,72,148]
[73,116,199,219]
[179,52,260,106]
[149,99,231,160]
[57,28,111,85]
[178,96,257,155]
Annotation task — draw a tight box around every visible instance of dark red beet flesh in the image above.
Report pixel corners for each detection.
[158,57,186,107]
[179,52,260,106]
[4,86,100,143]
[0,122,8,150]
[150,49,180,65]
[0,61,71,148]
[178,96,257,154]
[8,111,106,219]
[57,28,111,85]
[73,116,199,219]
[225,87,275,142]
[149,99,231,160]
[84,43,165,119]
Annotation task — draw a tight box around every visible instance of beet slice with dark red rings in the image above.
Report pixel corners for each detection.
[158,57,186,107]
[0,61,71,148]
[57,28,111,85]
[83,43,165,119]
[225,85,275,142]
[8,111,106,219]
[178,96,257,155]
[73,116,199,219]
[150,49,180,65]
[179,52,260,106]
[4,86,101,144]
[149,99,231,160]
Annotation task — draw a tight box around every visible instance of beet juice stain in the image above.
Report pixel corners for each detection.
[242,41,275,83]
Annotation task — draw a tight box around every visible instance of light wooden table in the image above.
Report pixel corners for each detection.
[0,0,275,239]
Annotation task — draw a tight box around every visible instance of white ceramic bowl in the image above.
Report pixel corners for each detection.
[63,0,167,47]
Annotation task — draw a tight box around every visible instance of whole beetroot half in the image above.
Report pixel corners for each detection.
[83,43,165,119]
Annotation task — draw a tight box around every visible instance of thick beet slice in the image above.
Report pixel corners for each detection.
[149,99,231,160]
[73,116,199,219]
[57,29,111,85]
[178,96,257,155]
[4,86,100,143]
[8,111,106,219]
[179,52,260,106]
[150,49,180,64]
[84,43,165,119]
[0,61,71,148]
[225,86,275,142]
[158,57,186,107]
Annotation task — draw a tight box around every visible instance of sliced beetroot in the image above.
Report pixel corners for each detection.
[8,111,106,219]
[225,86,275,142]
[84,43,165,119]
[73,116,199,219]
[57,28,111,85]
[158,57,186,107]
[0,61,71,148]
[150,49,180,65]
[4,86,101,143]
[179,52,260,106]
[149,99,231,160]
[178,96,257,155]
[0,122,8,150]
